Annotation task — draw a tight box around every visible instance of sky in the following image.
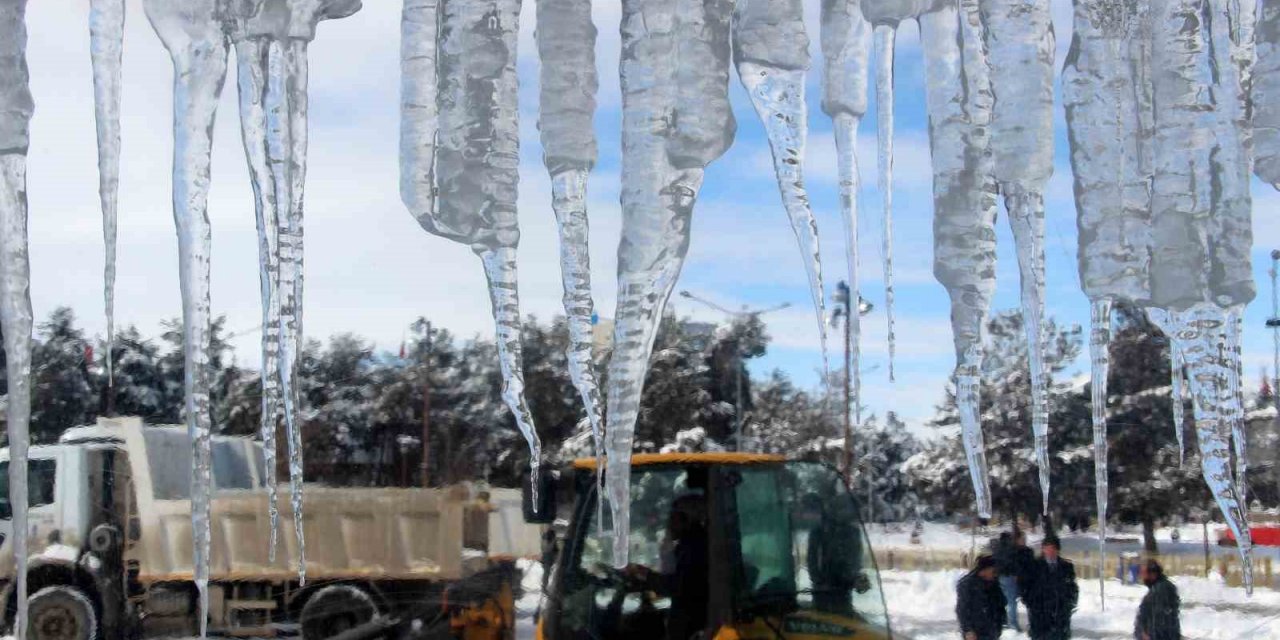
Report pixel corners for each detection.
[16,0,1280,436]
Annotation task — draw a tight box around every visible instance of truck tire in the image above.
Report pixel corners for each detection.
[300,585,377,640]
[27,586,98,640]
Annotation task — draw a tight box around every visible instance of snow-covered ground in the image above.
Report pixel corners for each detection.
[513,558,1280,638]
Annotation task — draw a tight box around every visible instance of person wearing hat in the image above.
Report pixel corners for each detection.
[956,554,1006,640]
[1021,534,1078,640]
[1134,558,1180,640]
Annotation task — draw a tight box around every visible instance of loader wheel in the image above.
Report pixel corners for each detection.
[300,585,377,640]
[27,586,97,640]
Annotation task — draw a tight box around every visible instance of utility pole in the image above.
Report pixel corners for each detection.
[678,291,790,450]
[831,282,873,479]
[1268,250,1279,417]
[421,321,433,488]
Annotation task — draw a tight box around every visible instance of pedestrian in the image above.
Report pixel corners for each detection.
[992,529,1033,632]
[957,554,1006,640]
[1022,534,1078,640]
[1134,559,1180,640]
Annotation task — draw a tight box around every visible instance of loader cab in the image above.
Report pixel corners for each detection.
[541,454,892,640]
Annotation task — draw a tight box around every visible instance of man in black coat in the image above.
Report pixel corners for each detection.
[1134,559,1180,640]
[957,555,1006,640]
[1021,535,1078,640]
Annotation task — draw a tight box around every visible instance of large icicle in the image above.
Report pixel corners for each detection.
[873,23,896,381]
[231,31,284,562]
[0,2,34,636]
[535,0,604,522]
[981,0,1055,513]
[821,0,871,430]
[604,0,734,566]
[143,1,230,632]
[1254,0,1280,186]
[90,0,125,389]
[1149,306,1253,592]
[230,0,361,578]
[919,0,998,518]
[1088,299,1111,604]
[1146,0,1255,591]
[731,0,828,373]
[400,0,543,498]
[1063,0,1152,595]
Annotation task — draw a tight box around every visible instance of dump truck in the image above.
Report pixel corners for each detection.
[529,453,894,640]
[0,416,530,640]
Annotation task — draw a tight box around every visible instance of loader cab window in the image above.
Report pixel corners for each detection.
[0,458,58,519]
[561,466,710,640]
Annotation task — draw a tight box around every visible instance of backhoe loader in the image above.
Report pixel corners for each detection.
[527,453,893,640]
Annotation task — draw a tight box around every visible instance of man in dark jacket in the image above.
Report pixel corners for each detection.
[992,529,1034,632]
[1021,535,1078,640]
[1134,559,1180,640]
[957,555,1006,640]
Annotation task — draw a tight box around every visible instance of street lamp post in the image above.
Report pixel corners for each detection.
[831,282,873,480]
[678,291,790,450]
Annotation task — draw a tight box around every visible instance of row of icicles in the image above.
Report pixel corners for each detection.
[0,0,1266,634]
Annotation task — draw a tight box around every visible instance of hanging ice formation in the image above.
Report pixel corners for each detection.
[226,0,361,570]
[603,0,735,566]
[873,21,895,382]
[732,0,829,375]
[90,0,125,390]
[143,1,231,632]
[535,0,605,523]
[0,2,34,636]
[1066,0,1258,592]
[1173,348,1186,463]
[982,0,1055,514]
[820,0,871,428]
[399,0,543,501]
[146,0,360,630]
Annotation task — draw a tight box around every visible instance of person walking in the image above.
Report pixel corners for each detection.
[992,529,1033,632]
[957,555,1006,640]
[1022,534,1078,640]
[1134,559,1180,640]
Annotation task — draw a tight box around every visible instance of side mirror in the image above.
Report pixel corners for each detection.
[522,466,556,524]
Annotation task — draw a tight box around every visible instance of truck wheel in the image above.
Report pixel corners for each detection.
[300,585,377,640]
[27,586,98,640]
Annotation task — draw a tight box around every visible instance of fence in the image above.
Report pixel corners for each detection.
[872,546,1280,591]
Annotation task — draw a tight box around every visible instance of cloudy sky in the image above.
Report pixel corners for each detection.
[18,0,1280,435]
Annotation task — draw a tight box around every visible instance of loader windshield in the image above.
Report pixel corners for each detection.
[728,461,890,633]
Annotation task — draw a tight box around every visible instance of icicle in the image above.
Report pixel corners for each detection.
[1173,347,1186,464]
[143,1,230,632]
[231,0,361,580]
[873,23,896,382]
[478,246,543,491]
[981,0,1055,513]
[231,17,284,563]
[274,36,309,585]
[1089,298,1112,606]
[1149,305,1253,593]
[1224,308,1247,503]
[401,0,542,502]
[1254,0,1280,186]
[820,0,871,431]
[535,0,604,526]
[90,0,124,390]
[731,0,829,376]
[0,4,34,635]
[920,0,997,518]
[602,0,734,566]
